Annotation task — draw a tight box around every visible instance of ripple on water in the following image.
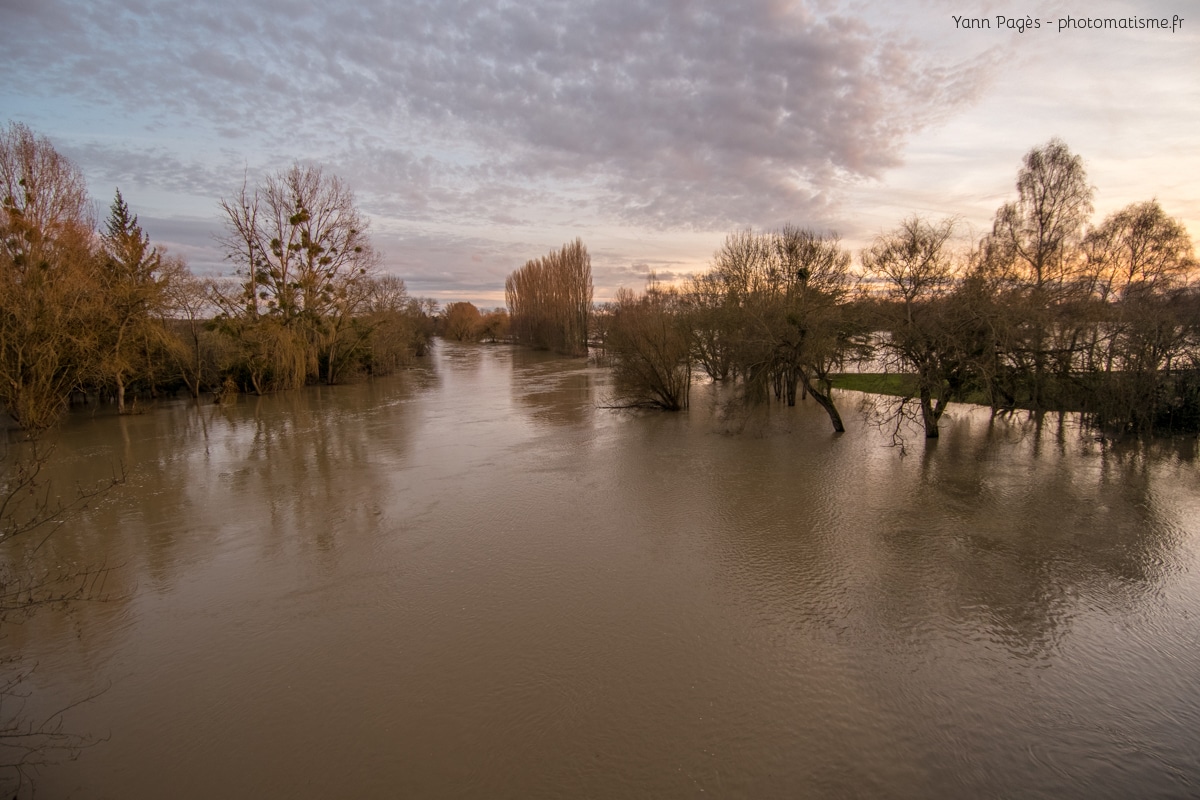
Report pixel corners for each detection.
[11,344,1200,799]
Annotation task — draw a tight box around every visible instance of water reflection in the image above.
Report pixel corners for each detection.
[508,345,598,427]
[846,410,1190,661]
[3,343,1198,799]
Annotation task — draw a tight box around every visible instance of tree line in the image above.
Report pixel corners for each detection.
[437,302,511,343]
[599,139,1199,437]
[1,122,435,431]
[4,123,1197,439]
[598,226,858,427]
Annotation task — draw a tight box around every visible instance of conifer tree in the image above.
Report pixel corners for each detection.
[97,189,172,413]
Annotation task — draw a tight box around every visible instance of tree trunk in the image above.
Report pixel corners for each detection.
[800,373,844,433]
[920,386,940,439]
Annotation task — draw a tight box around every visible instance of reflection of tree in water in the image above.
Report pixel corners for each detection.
[605,388,858,630]
[22,368,432,620]
[865,409,1192,660]
[509,347,599,427]
[678,401,1193,664]
[210,372,427,557]
[658,403,1200,798]
[0,370,434,797]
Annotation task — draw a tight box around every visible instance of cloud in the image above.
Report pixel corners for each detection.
[1,0,992,231]
[64,140,242,201]
[601,261,690,288]
[135,215,229,273]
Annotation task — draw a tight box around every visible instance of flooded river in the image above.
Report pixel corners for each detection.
[4,340,1200,798]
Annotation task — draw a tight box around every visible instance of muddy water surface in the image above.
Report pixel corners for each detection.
[6,340,1200,798]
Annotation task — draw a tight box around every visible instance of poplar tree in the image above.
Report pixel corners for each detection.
[505,238,593,356]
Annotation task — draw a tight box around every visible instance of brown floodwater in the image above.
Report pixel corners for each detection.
[3,339,1200,798]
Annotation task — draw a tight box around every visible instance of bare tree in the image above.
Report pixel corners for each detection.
[161,258,221,398]
[684,267,739,382]
[1081,201,1198,430]
[983,139,1094,409]
[605,279,693,410]
[505,238,593,356]
[215,165,380,388]
[1084,200,1194,304]
[692,227,857,432]
[359,276,433,374]
[988,138,1094,290]
[249,165,377,322]
[861,216,968,438]
[217,176,261,318]
[773,225,860,430]
[0,122,90,275]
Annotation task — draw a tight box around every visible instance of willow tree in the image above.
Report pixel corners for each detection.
[694,227,857,432]
[505,238,593,356]
[0,122,99,429]
[606,280,693,410]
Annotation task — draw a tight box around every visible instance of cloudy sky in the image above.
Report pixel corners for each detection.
[2,0,1197,305]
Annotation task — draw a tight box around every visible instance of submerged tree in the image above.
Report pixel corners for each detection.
[606,279,693,411]
[478,308,510,343]
[442,302,483,342]
[685,266,739,383]
[690,227,858,432]
[161,258,223,398]
[215,165,381,389]
[505,238,593,356]
[861,216,978,438]
[359,276,433,375]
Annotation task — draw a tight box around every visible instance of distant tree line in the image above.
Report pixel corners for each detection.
[437,302,510,343]
[600,139,1199,438]
[0,121,434,431]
